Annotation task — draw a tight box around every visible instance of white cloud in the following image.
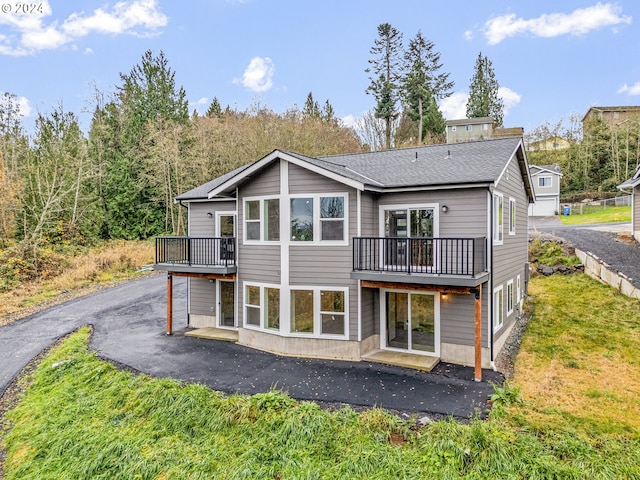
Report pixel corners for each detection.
[195,97,209,105]
[439,92,469,120]
[463,30,474,41]
[0,0,167,56]
[499,86,521,115]
[618,82,640,96]
[484,3,631,45]
[340,114,357,129]
[236,56,275,93]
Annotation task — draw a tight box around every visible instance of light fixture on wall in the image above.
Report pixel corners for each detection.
[207,212,213,218]
[441,205,448,213]
[441,292,448,300]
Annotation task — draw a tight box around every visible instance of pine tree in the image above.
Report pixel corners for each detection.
[302,92,320,119]
[206,97,222,118]
[366,23,403,149]
[466,52,504,127]
[401,31,453,144]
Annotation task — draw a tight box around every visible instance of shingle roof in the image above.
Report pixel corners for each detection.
[177,136,527,200]
[309,137,522,189]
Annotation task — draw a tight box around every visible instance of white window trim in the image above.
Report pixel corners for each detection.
[506,279,514,316]
[215,211,236,237]
[516,274,521,302]
[493,285,504,331]
[289,285,348,339]
[509,197,516,235]
[243,282,281,331]
[538,176,552,188]
[242,196,280,244]
[289,193,349,246]
[493,193,504,245]
[378,203,440,238]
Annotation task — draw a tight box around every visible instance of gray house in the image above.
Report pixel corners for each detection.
[155,137,535,381]
[618,165,640,240]
[528,164,562,216]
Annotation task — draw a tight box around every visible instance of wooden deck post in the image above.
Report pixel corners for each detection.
[167,272,173,335]
[473,285,482,382]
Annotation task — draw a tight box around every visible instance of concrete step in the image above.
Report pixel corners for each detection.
[362,349,439,372]
[184,327,239,342]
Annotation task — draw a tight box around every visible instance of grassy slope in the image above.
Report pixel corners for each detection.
[559,205,631,225]
[2,273,640,478]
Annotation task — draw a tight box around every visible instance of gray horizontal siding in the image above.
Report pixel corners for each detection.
[238,245,280,284]
[361,287,376,339]
[189,201,236,237]
[189,278,216,316]
[440,288,489,346]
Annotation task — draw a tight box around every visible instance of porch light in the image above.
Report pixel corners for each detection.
[207,212,213,218]
[441,205,448,213]
[441,292,448,300]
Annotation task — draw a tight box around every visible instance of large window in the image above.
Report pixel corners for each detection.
[494,285,504,331]
[493,193,503,244]
[506,280,514,316]
[290,194,347,243]
[290,287,347,337]
[509,197,516,235]
[244,197,279,242]
[245,285,261,326]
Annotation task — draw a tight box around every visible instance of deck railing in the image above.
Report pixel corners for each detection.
[353,237,486,276]
[155,237,236,267]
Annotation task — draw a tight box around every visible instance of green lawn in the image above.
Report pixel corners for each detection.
[3,274,640,480]
[559,205,631,225]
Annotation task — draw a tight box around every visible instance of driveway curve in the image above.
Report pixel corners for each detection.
[531,217,640,289]
[0,275,499,419]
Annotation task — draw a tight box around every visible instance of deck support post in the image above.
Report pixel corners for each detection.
[472,285,482,382]
[167,272,173,335]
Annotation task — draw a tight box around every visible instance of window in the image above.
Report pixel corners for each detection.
[244,197,280,242]
[290,194,347,243]
[538,176,552,187]
[291,287,347,337]
[494,286,504,330]
[493,193,503,244]
[506,280,514,316]
[465,124,473,131]
[482,123,489,131]
[244,283,280,330]
[516,275,521,302]
[245,285,261,326]
[509,197,516,235]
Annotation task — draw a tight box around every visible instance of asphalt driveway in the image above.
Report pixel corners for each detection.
[0,275,498,419]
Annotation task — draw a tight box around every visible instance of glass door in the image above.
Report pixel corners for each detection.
[219,281,235,327]
[383,208,435,270]
[217,213,235,263]
[384,291,437,354]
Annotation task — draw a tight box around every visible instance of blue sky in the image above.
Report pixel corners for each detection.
[1,0,638,137]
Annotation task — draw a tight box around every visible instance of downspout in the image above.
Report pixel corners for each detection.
[488,187,495,370]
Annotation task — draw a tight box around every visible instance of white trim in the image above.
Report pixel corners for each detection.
[217,279,237,329]
[379,288,440,357]
[493,285,504,332]
[516,274,521,302]
[493,193,504,245]
[538,176,553,187]
[215,211,236,237]
[243,281,281,331]
[242,195,280,244]
[289,285,349,339]
[506,279,514,316]
[508,197,516,235]
[377,203,440,237]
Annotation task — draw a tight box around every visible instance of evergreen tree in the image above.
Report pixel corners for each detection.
[302,92,320,119]
[401,31,453,144]
[366,23,403,149]
[206,97,222,118]
[321,99,337,126]
[466,52,504,127]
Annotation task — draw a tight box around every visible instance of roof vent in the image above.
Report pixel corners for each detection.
[444,150,451,160]
[412,151,419,163]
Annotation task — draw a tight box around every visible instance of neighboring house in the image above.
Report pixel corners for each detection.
[445,117,493,143]
[155,137,535,381]
[445,118,523,144]
[527,136,570,152]
[528,164,562,217]
[582,106,640,132]
[618,164,640,241]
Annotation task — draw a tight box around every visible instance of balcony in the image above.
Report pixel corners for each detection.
[154,236,237,275]
[351,237,488,287]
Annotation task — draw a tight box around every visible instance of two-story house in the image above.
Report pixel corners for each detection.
[155,137,535,381]
[618,164,640,241]
[528,164,562,216]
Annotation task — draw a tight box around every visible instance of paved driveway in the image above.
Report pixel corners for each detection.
[0,275,498,419]
[530,217,640,288]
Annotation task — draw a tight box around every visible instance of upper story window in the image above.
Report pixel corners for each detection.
[244,197,280,242]
[493,193,503,245]
[509,197,516,235]
[290,194,347,244]
[465,125,473,131]
[538,176,552,187]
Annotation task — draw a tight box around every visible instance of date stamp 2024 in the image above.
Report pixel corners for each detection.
[1,3,44,14]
